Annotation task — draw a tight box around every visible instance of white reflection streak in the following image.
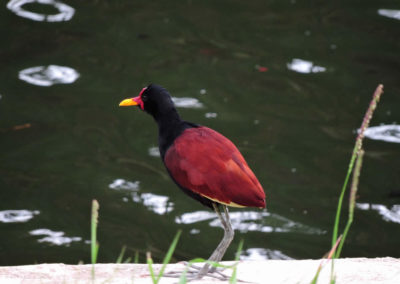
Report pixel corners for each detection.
[356,203,400,224]
[363,125,400,144]
[30,228,82,246]
[148,146,161,157]
[287,58,326,74]
[109,178,173,215]
[240,248,294,260]
[0,209,40,223]
[172,97,204,109]
[109,178,140,191]
[175,211,216,224]
[378,9,400,20]
[7,0,75,22]
[19,65,80,86]
[175,210,325,234]
[141,193,173,215]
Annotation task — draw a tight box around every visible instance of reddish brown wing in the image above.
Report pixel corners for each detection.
[164,127,266,208]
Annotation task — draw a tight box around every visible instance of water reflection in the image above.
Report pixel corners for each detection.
[287,58,326,74]
[175,210,325,234]
[148,146,161,157]
[240,248,293,260]
[356,203,400,224]
[29,228,82,246]
[378,9,400,21]
[205,112,217,119]
[19,65,80,86]
[7,0,75,22]
[172,97,204,108]
[109,178,140,191]
[0,209,39,223]
[363,124,400,144]
[109,178,173,215]
[140,193,174,215]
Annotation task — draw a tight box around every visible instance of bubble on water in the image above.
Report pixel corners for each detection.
[7,0,75,22]
[287,58,326,74]
[19,65,79,86]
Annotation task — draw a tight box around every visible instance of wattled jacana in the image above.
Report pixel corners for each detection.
[119,84,266,278]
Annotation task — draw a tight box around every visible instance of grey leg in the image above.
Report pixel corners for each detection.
[197,203,235,279]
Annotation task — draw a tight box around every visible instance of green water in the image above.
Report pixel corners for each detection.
[1,0,399,265]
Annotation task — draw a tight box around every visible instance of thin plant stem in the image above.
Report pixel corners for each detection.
[147,252,157,284]
[329,84,383,281]
[310,235,342,284]
[229,239,244,284]
[331,84,383,252]
[156,230,182,283]
[146,230,182,284]
[116,246,127,264]
[91,199,100,279]
[336,150,364,257]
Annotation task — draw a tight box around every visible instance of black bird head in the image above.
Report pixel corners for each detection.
[119,84,178,120]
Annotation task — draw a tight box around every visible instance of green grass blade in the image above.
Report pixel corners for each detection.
[134,251,139,263]
[116,246,127,264]
[146,252,157,284]
[123,257,132,263]
[156,230,182,282]
[336,150,364,257]
[91,199,100,278]
[178,258,205,284]
[330,85,383,281]
[230,239,244,284]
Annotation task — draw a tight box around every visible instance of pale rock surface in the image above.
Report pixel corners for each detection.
[0,258,399,284]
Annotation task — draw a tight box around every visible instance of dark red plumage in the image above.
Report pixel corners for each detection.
[120,84,266,210]
[164,126,265,208]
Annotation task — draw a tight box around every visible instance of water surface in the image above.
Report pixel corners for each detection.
[0,0,399,265]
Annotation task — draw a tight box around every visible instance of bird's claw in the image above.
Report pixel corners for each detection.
[162,262,230,281]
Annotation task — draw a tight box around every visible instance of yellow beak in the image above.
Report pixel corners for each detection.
[119,98,138,107]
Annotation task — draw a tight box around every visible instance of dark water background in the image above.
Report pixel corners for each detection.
[1,0,399,265]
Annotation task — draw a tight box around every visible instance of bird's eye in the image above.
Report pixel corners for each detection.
[141,94,148,101]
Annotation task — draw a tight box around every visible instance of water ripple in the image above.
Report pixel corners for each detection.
[30,228,82,246]
[175,210,325,235]
[172,97,204,109]
[109,178,173,215]
[0,209,39,223]
[148,146,161,157]
[7,0,75,22]
[356,203,400,224]
[363,124,400,144]
[378,9,400,21]
[240,248,294,260]
[109,178,140,191]
[19,65,80,86]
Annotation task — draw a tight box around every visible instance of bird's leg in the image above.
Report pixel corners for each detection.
[196,204,235,279]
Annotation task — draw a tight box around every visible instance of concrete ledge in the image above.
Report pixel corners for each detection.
[0,258,399,283]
